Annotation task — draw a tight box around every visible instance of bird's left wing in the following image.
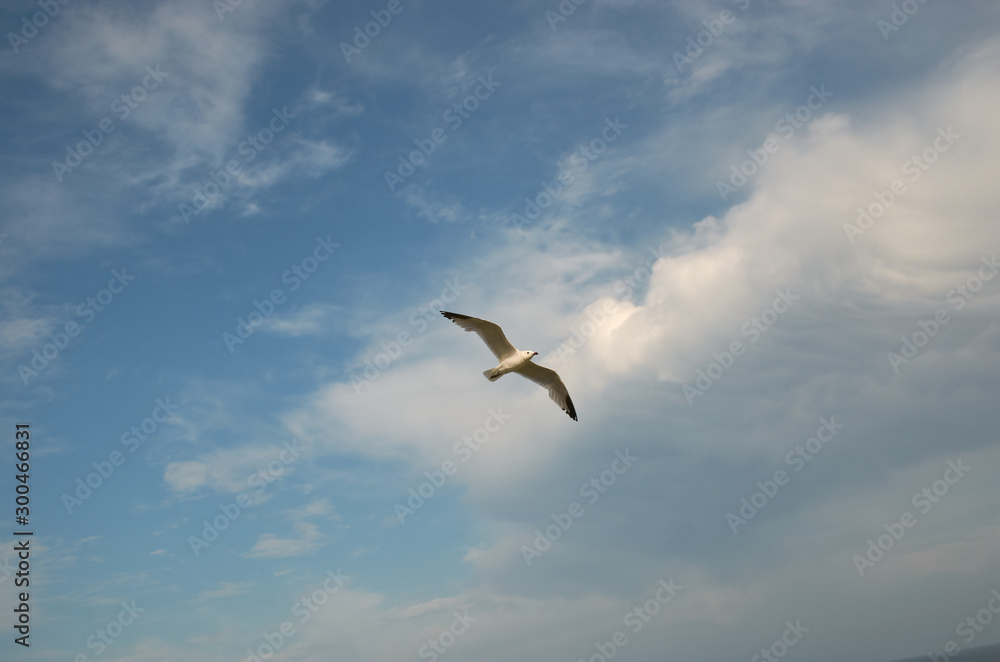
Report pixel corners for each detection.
[515,362,578,421]
[441,312,518,361]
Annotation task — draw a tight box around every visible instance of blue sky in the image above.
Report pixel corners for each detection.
[1,0,998,660]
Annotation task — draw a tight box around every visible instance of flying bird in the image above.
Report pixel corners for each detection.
[441,311,578,421]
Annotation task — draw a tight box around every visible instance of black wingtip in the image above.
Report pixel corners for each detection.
[566,395,578,421]
[441,311,472,321]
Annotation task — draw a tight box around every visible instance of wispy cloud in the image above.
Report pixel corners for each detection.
[197,581,254,600]
[244,521,325,559]
[261,303,343,337]
[402,186,468,223]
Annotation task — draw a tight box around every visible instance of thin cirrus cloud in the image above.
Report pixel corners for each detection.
[244,521,325,559]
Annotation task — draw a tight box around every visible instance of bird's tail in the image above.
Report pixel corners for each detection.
[483,368,501,382]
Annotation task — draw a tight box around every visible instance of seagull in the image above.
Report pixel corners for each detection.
[441,311,578,421]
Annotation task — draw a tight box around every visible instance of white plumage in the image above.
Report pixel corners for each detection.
[441,311,578,421]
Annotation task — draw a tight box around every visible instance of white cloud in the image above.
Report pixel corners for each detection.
[235,139,354,190]
[271,36,1000,660]
[244,521,325,559]
[198,581,253,600]
[20,0,275,165]
[163,460,211,492]
[0,314,54,358]
[162,441,305,496]
[402,186,468,223]
[288,497,341,521]
[0,0,356,271]
[261,303,343,337]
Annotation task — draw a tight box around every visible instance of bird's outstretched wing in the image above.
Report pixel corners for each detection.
[441,310,517,361]
[515,361,578,421]
[441,312,518,361]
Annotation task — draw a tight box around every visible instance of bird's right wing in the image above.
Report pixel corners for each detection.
[516,361,578,421]
[441,312,518,361]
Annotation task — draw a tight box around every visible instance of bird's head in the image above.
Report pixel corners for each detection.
[526,351,538,359]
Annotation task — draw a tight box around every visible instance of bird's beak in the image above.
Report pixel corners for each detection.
[533,352,538,356]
